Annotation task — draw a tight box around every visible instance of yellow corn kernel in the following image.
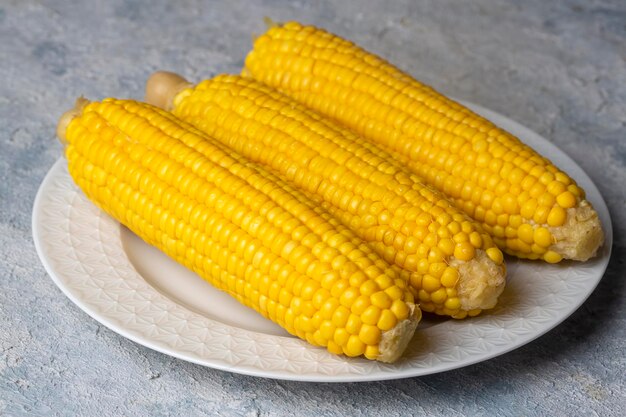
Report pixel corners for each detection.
[377,309,398,331]
[534,227,553,248]
[454,241,476,261]
[390,299,410,321]
[364,345,380,360]
[547,206,567,227]
[331,305,351,328]
[547,180,566,196]
[319,320,335,340]
[339,286,360,308]
[345,314,362,335]
[359,324,382,345]
[326,340,343,355]
[344,335,366,357]
[532,206,550,225]
[531,243,546,255]
[430,288,448,304]
[333,328,350,347]
[371,291,392,309]
[557,191,576,208]
[421,274,441,292]
[361,305,382,326]
[384,285,404,301]
[440,267,459,288]
[544,251,563,264]
[518,223,535,244]
[538,193,556,208]
[444,297,461,311]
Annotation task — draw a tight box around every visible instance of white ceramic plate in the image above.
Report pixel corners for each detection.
[33,102,612,382]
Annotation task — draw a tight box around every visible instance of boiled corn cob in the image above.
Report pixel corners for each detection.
[145,72,506,319]
[57,97,421,363]
[243,21,604,263]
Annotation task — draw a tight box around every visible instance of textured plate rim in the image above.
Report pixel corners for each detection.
[32,102,612,382]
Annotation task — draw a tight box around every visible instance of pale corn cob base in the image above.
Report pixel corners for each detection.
[549,201,603,261]
[146,71,191,111]
[450,250,505,311]
[378,303,419,363]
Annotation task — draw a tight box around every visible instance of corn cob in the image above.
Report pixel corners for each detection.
[56,97,421,363]
[145,72,506,319]
[242,21,604,263]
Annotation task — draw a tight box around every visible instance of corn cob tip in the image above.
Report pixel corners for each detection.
[451,250,506,313]
[145,71,192,111]
[378,304,421,363]
[263,16,280,29]
[251,17,280,44]
[57,97,89,146]
[549,200,604,261]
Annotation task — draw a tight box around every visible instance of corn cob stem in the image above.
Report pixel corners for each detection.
[144,71,191,111]
[146,72,507,319]
[57,98,421,362]
[547,201,602,260]
[242,21,604,263]
[56,96,89,144]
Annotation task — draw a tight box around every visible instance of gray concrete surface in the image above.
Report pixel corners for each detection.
[1,0,625,415]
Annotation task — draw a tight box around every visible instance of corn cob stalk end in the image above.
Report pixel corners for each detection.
[145,71,192,111]
[57,97,89,145]
[378,304,421,363]
[450,250,505,312]
[549,201,603,261]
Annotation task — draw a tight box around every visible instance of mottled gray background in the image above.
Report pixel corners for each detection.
[1,0,625,416]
